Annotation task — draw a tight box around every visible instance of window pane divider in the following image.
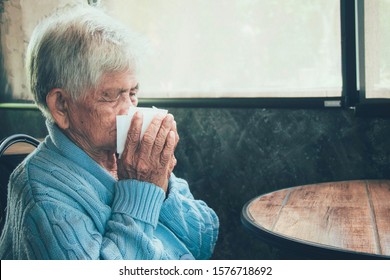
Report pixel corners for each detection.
[341,0,358,108]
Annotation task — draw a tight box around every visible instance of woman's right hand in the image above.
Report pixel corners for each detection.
[117,112,177,192]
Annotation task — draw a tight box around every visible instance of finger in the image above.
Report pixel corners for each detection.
[169,155,177,171]
[167,155,177,179]
[160,131,175,167]
[171,120,180,149]
[151,114,174,157]
[139,113,165,156]
[122,111,143,158]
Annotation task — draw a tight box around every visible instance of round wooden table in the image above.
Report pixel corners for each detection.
[241,180,390,259]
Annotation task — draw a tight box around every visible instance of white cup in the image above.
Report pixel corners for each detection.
[116,107,168,157]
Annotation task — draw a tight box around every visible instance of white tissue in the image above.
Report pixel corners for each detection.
[116,107,168,158]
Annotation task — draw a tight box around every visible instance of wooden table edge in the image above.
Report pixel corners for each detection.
[241,186,390,260]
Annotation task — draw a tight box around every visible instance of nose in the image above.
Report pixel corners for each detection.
[117,94,134,115]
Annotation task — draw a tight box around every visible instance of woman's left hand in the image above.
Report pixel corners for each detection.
[117,112,178,192]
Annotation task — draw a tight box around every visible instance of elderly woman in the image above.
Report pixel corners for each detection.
[0,6,218,260]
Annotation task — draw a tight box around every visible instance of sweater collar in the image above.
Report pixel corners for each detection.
[45,120,117,188]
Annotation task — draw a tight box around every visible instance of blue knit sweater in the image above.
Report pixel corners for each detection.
[0,122,219,260]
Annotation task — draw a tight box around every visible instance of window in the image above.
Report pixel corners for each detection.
[1,0,389,111]
[0,0,77,102]
[103,0,342,99]
[358,0,390,101]
[0,0,341,103]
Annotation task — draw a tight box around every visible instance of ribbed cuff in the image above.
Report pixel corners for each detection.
[113,180,165,227]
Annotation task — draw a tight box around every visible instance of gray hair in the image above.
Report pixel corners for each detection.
[26,6,143,121]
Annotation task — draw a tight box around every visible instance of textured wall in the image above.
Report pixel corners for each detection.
[1,107,390,259]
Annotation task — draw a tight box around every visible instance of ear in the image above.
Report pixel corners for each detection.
[46,88,71,129]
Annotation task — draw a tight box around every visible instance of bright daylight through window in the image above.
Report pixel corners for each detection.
[104,0,342,98]
[1,0,342,101]
[362,0,390,99]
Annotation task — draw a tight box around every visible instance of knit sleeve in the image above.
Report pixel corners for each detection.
[102,180,168,259]
[159,174,219,260]
[23,179,168,260]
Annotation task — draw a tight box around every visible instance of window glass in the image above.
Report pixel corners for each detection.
[1,0,342,101]
[0,0,85,101]
[103,0,342,98]
[363,0,390,99]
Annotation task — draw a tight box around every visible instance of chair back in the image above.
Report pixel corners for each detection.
[0,134,40,233]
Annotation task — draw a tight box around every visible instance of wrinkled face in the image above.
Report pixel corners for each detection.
[66,71,139,153]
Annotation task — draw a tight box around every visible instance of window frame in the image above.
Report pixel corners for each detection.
[1,0,390,116]
[351,0,390,117]
[141,0,362,110]
[139,0,390,116]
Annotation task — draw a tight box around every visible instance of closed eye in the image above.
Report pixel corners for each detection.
[130,84,139,97]
[100,91,121,102]
[100,84,139,102]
